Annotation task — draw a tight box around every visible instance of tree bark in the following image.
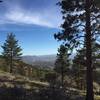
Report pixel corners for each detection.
[85,0,94,100]
[61,65,64,88]
[10,50,13,73]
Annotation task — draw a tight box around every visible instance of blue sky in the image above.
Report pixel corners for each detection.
[0,0,62,55]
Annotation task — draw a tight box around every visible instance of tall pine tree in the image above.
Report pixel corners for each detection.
[72,42,100,90]
[72,48,86,90]
[54,0,100,100]
[1,33,22,73]
[54,44,70,88]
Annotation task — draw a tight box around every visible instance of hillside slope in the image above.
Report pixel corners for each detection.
[0,70,48,89]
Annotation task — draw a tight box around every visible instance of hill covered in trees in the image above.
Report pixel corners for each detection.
[0,0,100,100]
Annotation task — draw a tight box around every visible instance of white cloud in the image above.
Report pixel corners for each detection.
[3,7,62,28]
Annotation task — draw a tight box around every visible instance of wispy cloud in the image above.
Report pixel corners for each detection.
[0,0,62,28]
[5,8,53,27]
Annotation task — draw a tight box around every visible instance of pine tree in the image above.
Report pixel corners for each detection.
[73,42,100,90]
[72,48,86,90]
[54,0,100,100]
[1,33,22,73]
[73,42,100,72]
[54,45,70,88]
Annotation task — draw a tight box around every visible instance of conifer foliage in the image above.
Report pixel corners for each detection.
[54,45,70,88]
[54,0,100,100]
[1,33,22,73]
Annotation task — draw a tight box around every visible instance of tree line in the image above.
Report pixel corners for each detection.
[0,0,100,100]
[0,33,50,81]
[54,0,100,100]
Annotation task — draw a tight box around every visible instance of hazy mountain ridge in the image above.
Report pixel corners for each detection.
[21,54,57,68]
[21,54,76,68]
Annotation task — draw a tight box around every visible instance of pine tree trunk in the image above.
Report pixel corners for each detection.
[85,0,94,100]
[10,51,13,73]
[61,66,64,88]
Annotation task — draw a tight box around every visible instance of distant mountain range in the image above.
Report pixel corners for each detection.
[21,53,75,68]
[21,54,57,68]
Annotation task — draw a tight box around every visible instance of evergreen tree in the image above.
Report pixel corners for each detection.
[1,33,22,73]
[72,42,100,90]
[72,48,86,90]
[54,45,70,88]
[73,42,100,72]
[54,0,100,100]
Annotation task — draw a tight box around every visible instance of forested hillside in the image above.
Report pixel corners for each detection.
[0,0,100,100]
